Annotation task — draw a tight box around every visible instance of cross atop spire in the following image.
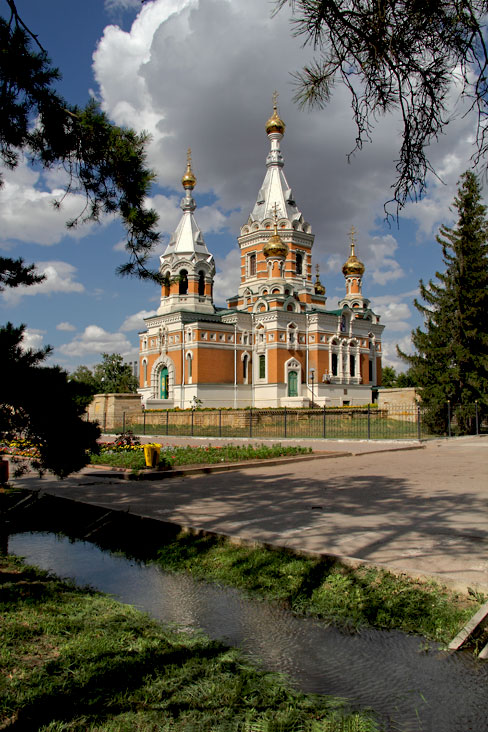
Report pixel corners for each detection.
[349,225,357,256]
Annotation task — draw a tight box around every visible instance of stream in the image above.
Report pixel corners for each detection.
[9,530,488,732]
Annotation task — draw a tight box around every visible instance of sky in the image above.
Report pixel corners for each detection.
[1,0,484,374]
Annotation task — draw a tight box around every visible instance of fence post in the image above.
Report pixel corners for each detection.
[122,411,126,433]
[219,408,222,437]
[166,410,169,436]
[475,401,479,436]
[284,406,287,438]
[367,405,371,440]
[447,400,451,437]
[417,405,421,440]
[250,407,253,438]
[143,409,146,436]
[323,404,326,438]
[191,408,194,436]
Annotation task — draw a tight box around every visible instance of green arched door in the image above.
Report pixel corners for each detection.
[160,367,169,399]
[288,370,298,397]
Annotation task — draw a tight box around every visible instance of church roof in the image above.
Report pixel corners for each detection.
[248,100,304,226]
[163,150,213,258]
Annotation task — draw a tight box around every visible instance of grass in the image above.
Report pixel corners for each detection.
[89,443,313,471]
[1,553,380,732]
[154,533,482,645]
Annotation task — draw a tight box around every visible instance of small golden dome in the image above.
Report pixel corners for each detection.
[181,148,196,189]
[263,217,288,258]
[342,227,365,277]
[265,91,285,136]
[314,264,326,295]
[263,233,289,259]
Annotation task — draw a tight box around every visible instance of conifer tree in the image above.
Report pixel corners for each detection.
[399,171,488,434]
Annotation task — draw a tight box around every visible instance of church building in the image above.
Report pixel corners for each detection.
[138,103,384,408]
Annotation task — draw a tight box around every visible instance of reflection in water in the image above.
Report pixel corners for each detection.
[9,532,488,732]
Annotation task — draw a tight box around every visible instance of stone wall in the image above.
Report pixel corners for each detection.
[88,393,142,432]
[377,388,419,421]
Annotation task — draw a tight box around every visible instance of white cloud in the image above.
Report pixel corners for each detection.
[2,262,85,305]
[370,289,418,331]
[59,325,135,357]
[120,309,157,331]
[105,0,142,10]
[56,321,77,331]
[381,333,416,372]
[364,234,404,286]
[213,248,241,307]
[21,328,47,352]
[113,238,127,252]
[0,161,103,247]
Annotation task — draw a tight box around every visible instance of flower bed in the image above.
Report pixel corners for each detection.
[90,442,313,470]
[0,439,40,460]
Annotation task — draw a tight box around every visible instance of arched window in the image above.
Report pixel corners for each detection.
[259,354,266,379]
[179,269,188,295]
[142,359,148,385]
[163,271,171,297]
[296,252,303,275]
[198,270,205,297]
[243,354,248,381]
[350,354,355,377]
[187,353,193,380]
[160,366,169,399]
[249,253,257,276]
[332,353,338,377]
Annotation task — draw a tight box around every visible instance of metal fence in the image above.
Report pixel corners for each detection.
[98,404,442,440]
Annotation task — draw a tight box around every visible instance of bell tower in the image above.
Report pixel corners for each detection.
[157,150,216,315]
[227,95,321,312]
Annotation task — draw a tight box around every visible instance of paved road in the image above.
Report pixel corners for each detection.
[12,436,488,594]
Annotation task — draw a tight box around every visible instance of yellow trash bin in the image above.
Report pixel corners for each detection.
[144,445,160,468]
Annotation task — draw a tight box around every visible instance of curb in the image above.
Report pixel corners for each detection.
[86,450,353,480]
[86,443,426,480]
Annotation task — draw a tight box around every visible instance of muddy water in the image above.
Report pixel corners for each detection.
[9,532,488,732]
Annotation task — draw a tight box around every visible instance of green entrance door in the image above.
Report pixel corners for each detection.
[288,370,298,397]
[160,367,169,399]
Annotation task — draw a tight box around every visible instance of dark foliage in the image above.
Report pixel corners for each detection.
[71,353,139,394]
[381,366,417,388]
[0,322,100,477]
[399,171,488,433]
[0,256,44,291]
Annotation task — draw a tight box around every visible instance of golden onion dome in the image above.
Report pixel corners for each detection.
[342,228,365,277]
[263,223,289,259]
[265,92,285,135]
[181,148,196,189]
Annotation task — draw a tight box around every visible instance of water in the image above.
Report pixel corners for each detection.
[9,531,488,732]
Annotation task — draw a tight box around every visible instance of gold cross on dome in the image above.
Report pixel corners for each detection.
[272,90,279,111]
[349,225,357,255]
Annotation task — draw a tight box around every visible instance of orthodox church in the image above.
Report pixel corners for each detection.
[138,102,384,408]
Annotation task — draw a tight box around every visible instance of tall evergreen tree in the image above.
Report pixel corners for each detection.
[399,171,488,434]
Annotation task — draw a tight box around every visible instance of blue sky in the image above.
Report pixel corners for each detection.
[1,0,484,373]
